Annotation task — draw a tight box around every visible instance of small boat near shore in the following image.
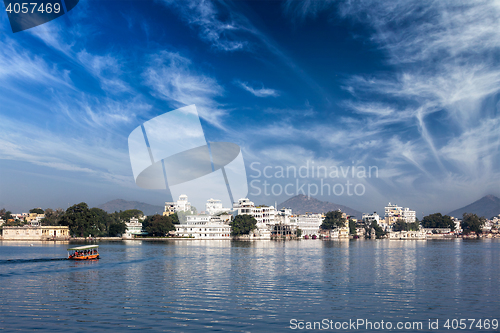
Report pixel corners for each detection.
[68,245,99,260]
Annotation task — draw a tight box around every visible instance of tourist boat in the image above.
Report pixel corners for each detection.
[67,245,99,260]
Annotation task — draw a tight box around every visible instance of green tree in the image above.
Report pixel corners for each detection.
[230,215,257,236]
[320,211,346,230]
[422,213,455,231]
[3,210,13,221]
[408,222,420,231]
[109,221,127,236]
[29,208,44,214]
[89,208,112,236]
[349,219,357,235]
[143,214,175,237]
[368,221,387,239]
[461,213,486,235]
[118,209,144,221]
[296,228,302,238]
[41,208,64,226]
[393,219,409,232]
[3,218,24,226]
[392,219,421,232]
[170,213,180,225]
[59,203,97,237]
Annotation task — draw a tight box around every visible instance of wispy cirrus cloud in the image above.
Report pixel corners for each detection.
[0,114,134,187]
[337,0,500,169]
[0,37,72,88]
[159,0,248,52]
[0,16,148,186]
[263,102,315,119]
[77,50,131,93]
[27,18,131,95]
[279,0,500,210]
[143,50,226,128]
[236,80,279,97]
[55,95,151,129]
[159,0,331,101]
[283,0,336,21]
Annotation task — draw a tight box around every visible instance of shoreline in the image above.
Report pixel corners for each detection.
[0,236,497,242]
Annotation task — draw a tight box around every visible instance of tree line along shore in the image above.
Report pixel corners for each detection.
[0,202,491,240]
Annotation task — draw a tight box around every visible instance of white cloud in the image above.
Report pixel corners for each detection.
[143,50,226,128]
[284,0,500,201]
[55,96,151,128]
[0,38,72,88]
[284,0,336,21]
[343,101,396,116]
[25,19,131,95]
[159,0,247,52]
[0,115,135,188]
[236,81,279,97]
[77,50,130,93]
[263,103,316,118]
[159,0,331,100]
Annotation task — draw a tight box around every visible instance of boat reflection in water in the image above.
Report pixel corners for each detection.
[67,245,99,260]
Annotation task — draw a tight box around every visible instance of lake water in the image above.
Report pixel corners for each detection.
[0,239,499,332]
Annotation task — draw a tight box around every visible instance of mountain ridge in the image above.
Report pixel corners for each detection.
[448,195,500,219]
[277,195,362,218]
[97,199,164,216]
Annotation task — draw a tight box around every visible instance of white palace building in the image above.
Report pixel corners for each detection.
[171,196,354,240]
[175,214,232,239]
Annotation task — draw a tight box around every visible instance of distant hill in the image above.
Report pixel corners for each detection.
[448,195,500,219]
[278,194,362,219]
[97,199,164,216]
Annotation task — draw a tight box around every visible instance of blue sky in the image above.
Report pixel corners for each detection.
[0,0,499,217]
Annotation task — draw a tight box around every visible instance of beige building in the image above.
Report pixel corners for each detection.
[25,213,45,225]
[2,226,69,240]
[163,203,175,216]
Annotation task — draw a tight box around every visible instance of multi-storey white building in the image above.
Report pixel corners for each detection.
[123,216,147,239]
[254,206,276,224]
[384,203,416,224]
[272,208,297,238]
[275,208,295,225]
[279,208,292,217]
[175,215,231,239]
[294,213,324,237]
[401,208,416,223]
[233,198,255,215]
[362,212,389,230]
[232,198,276,225]
[175,194,192,212]
[385,203,402,218]
[205,198,232,215]
[362,212,380,224]
[164,194,193,215]
[232,198,277,238]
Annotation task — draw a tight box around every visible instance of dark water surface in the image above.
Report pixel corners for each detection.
[0,240,499,332]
